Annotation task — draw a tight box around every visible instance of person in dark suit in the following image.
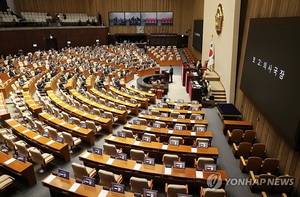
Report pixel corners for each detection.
[169,65,173,83]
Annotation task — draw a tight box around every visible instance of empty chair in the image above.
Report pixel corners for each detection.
[170,112,180,118]
[61,111,70,122]
[103,143,122,157]
[47,127,62,140]
[62,131,82,151]
[26,116,37,130]
[232,142,252,158]
[249,171,276,192]
[71,117,81,126]
[226,129,243,144]
[71,162,97,179]
[130,149,148,161]
[93,108,101,116]
[0,129,16,144]
[98,169,123,187]
[165,183,188,197]
[162,154,180,166]
[169,136,184,145]
[90,94,97,102]
[74,100,81,109]
[272,175,295,194]
[239,156,263,173]
[4,137,19,155]
[137,118,148,126]
[0,174,14,191]
[200,186,225,197]
[121,129,136,138]
[35,120,47,134]
[130,176,153,194]
[242,130,256,144]
[154,121,167,128]
[85,120,102,134]
[28,147,54,172]
[260,158,279,174]
[195,138,210,146]
[98,98,106,105]
[150,109,160,116]
[104,111,118,122]
[143,132,160,142]
[53,107,61,118]
[174,123,187,130]
[81,104,89,113]
[194,157,215,169]
[15,140,31,159]
[250,143,266,158]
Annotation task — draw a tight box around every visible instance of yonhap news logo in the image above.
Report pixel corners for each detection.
[206,173,294,189]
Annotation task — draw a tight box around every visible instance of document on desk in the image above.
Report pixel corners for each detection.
[190,120,195,123]
[106,158,115,165]
[81,152,91,158]
[155,117,159,120]
[164,167,172,175]
[22,129,30,134]
[33,134,41,140]
[191,147,197,153]
[46,140,55,145]
[126,124,132,127]
[172,119,177,122]
[43,174,56,184]
[134,141,140,146]
[191,132,196,136]
[196,170,203,178]
[168,130,173,134]
[109,136,115,140]
[98,189,109,197]
[133,163,142,170]
[146,127,151,131]
[162,145,168,150]
[73,126,80,130]
[188,110,192,113]
[4,158,16,165]
[69,182,81,192]
[13,124,21,128]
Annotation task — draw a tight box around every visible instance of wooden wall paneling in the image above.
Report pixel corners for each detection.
[286,148,297,174]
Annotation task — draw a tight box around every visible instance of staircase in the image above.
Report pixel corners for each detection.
[204,71,227,104]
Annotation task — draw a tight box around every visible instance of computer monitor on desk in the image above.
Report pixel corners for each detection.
[143,189,158,197]
[143,157,155,165]
[58,169,69,179]
[92,147,102,155]
[111,183,125,194]
[82,176,95,187]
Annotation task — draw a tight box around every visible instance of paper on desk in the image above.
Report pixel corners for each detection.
[22,129,30,134]
[173,119,177,122]
[191,147,197,153]
[152,107,156,110]
[69,183,81,192]
[109,136,115,140]
[188,104,191,106]
[126,124,132,127]
[191,132,196,136]
[146,127,151,131]
[190,120,195,123]
[133,163,142,170]
[164,167,172,175]
[49,117,55,120]
[4,158,16,165]
[168,130,173,134]
[59,122,66,126]
[13,124,21,128]
[33,134,41,140]
[46,140,55,145]
[196,171,203,178]
[106,158,114,165]
[43,174,56,184]
[73,126,80,130]
[134,141,140,146]
[162,145,168,150]
[81,152,91,158]
[188,110,192,113]
[98,189,109,197]
[140,114,144,117]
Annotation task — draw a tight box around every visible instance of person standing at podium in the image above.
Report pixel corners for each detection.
[168,65,173,83]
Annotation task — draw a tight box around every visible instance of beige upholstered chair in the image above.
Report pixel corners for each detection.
[130,149,148,161]
[103,143,122,157]
[98,169,123,187]
[130,176,153,194]
[4,137,19,155]
[169,136,184,145]
[165,183,188,197]
[15,140,31,159]
[28,147,54,172]
[71,117,81,126]
[86,120,102,134]
[0,174,14,191]
[62,131,82,151]
[174,123,187,130]
[150,109,160,116]
[71,162,97,179]
[0,129,16,144]
[143,133,160,142]
[154,121,167,128]
[137,118,148,126]
[93,108,101,116]
[200,186,225,197]
[82,104,90,113]
[104,111,118,123]
[170,112,180,118]
[121,129,136,138]
[162,154,180,166]
[194,157,215,169]
[118,105,131,114]
[61,112,70,122]
[47,127,62,140]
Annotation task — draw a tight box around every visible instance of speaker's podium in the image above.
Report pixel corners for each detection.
[162,70,169,82]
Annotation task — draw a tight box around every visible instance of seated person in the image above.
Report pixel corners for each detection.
[149,75,155,84]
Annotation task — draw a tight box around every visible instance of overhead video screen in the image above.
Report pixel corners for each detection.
[192,20,203,52]
[240,17,300,148]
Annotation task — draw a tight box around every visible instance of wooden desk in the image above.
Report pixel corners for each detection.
[90,88,139,116]
[105,134,219,163]
[45,74,60,91]
[123,123,212,145]
[5,119,71,163]
[124,72,134,83]
[0,151,37,186]
[0,91,10,120]
[70,89,127,124]
[38,112,95,146]
[222,120,253,135]
[137,67,160,77]
[42,173,135,197]
[110,87,148,109]
[0,77,16,98]
[148,106,205,118]
[22,91,43,115]
[127,87,156,104]
[167,101,202,109]
[66,76,76,90]
[47,91,113,133]
[79,151,227,188]
[86,75,95,90]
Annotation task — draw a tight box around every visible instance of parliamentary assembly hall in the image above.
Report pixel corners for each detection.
[0,0,299,197]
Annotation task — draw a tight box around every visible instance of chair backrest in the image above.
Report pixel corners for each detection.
[5,138,16,152]
[29,148,44,165]
[93,108,101,116]
[103,143,117,156]
[130,177,149,193]
[230,129,244,143]
[169,136,183,145]
[273,175,295,193]
[144,133,158,142]
[130,149,145,161]
[47,127,59,140]
[203,188,225,197]
[99,98,106,105]
[15,141,30,158]
[196,157,214,169]
[242,130,256,143]
[61,112,69,122]
[86,120,96,133]
[250,143,265,158]
[163,154,179,166]
[137,118,147,126]
[170,112,180,118]
[167,184,187,197]
[71,117,81,126]
[82,104,89,112]
[35,121,44,134]
[122,129,135,138]
[62,131,74,146]
[245,156,263,173]
[154,121,166,128]
[98,169,117,187]
[237,142,252,158]
[104,111,113,119]
[260,158,279,174]
[150,109,160,116]
[71,162,88,179]
[255,174,276,191]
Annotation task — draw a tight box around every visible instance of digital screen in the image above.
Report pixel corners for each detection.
[204,164,217,172]
[58,169,69,179]
[133,120,141,125]
[56,136,64,144]
[161,113,168,118]
[169,139,179,146]
[92,147,102,155]
[143,157,155,165]
[191,107,199,111]
[101,113,107,118]
[192,20,203,52]
[145,110,152,116]
[117,131,126,138]
[173,161,185,169]
[177,99,184,103]
[178,115,185,119]
[153,123,161,128]
[1,146,8,154]
[174,125,183,131]
[240,17,300,148]
[17,153,26,163]
[197,141,208,148]
[82,176,95,187]
[89,110,94,115]
[68,118,73,124]
[174,106,181,110]
[142,135,151,142]
[81,122,87,129]
[143,189,158,197]
[42,131,50,138]
[195,115,203,120]
[116,153,127,161]
[111,183,125,194]
[195,126,206,132]
[191,100,199,104]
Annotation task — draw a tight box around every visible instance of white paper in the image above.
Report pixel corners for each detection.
[13,124,21,128]
[173,119,177,122]
[164,167,172,175]
[140,114,144,117]
[46,140,55,145]
[188,110,192,113]
[68,183,81,192]
[98,189,109,197]
[106,158,114,165]
[126,124,132,127]
[168,130,173,134]
[191,147,197,153]
[81,152,91,158]
[188,104,191,106]
[82,113,87,116]
[22,129,30,134]
[43,174,56,184]
[59,122,66,126]
[33,134,41,140]
[4,158,16,165]
[109,136,115,140]
[196,171,203,178]
[191,132,196,136]
[49,117,55,120]
[133,163,142,170]
[190,120,195,123]
[162,145,168,150]
[152,107,156,110]
[73,126,80,130]
[155,117,159,120]
[112,109,116,111]
[146,127,151,131]
[134,141,140,146]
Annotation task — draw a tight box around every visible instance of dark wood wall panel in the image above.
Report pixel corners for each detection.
[236,1,300,195]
